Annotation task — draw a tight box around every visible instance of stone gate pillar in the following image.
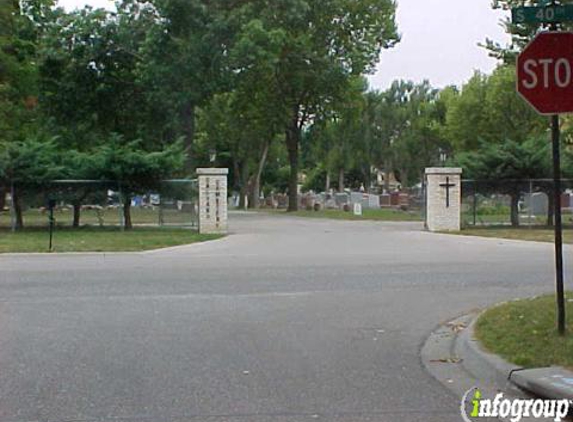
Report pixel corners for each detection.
[197,168,229,234]
[425,168,462,232]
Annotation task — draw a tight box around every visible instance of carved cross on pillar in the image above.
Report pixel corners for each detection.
[439,177,456,208]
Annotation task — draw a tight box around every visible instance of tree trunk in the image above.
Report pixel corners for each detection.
[364,165,372,193]
[13,189,24,230]
[181,101,195,174]
[400,167,409,190]
[72,202,81,228]
[232,158,241,193]
[547,190,555,227]
[0,186,6,210]
[250,141,270,209]
[286,122,300,212]
[510,193,520,227]
[239,160,249,210]
[123,197,133,230]
[325,171,331,192]
[384,160,391,193]
[338,167,345,193]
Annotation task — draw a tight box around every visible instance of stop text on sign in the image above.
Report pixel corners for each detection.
[521,58,573,89]
[517,32,573,115]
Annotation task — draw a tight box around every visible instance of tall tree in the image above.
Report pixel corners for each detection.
[445,65,545,153]
[0,0,50,211]
[456,137,550,227]
[198,88,280,209]
[92,135,185,229]
[304,77,368,192]
[139,0,230,172]
[38,3,154,145]
[0,137,63,229]
[230,0,399,210]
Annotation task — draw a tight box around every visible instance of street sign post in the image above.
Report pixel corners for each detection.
[512,5,573,24]
[517,31,570,335]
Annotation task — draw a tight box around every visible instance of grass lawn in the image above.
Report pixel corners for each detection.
[262,208,423,222]
[0,227,222,253]
[455,226,573,244]
[475,294,573,369]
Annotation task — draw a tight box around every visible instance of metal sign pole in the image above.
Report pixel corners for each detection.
[552,114,566,336]
[548,14,567,336]
[513,8,568,335]
[48,199,56,252]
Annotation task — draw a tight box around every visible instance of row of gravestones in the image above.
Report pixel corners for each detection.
[202,167,567,234]
[202,166,462,234]
[262,191,411,211]
[523,192,573,215]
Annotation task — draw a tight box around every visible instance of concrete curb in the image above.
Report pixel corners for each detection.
[421,312,533,422]
[455,312,522,389]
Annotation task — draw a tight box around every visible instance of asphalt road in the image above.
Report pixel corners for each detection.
[0,212,568,422]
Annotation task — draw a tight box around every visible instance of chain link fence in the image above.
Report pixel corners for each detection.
[0,179,199,231]
[461,179,573,228]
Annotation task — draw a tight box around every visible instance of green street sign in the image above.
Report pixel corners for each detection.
[512,5,573,24]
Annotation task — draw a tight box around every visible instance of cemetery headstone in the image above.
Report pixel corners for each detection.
[277,194,288,209]
[335,193,349,208]
[390,192,400,207]
[531,192,549,215]
[562,193,571,209]
[379,194,391,208]
[325,194,337,209]
[350,192,363,206]
[368,194,380,209]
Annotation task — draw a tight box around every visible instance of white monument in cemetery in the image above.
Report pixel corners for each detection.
[197,168,229,235]
[425,168,462,232]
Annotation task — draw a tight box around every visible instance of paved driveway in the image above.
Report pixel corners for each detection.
[0,212,567,422]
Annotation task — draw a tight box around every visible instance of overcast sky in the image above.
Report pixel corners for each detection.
[57,0,511,90]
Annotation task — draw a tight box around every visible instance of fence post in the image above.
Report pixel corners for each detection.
[48,198,55,252]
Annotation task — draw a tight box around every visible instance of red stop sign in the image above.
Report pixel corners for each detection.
[517,32,573,115]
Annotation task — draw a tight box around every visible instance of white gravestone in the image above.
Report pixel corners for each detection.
[425,168,462,232]
[368,194,380,209]
[197,168,229,235]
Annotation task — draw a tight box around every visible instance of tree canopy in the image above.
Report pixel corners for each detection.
[0,0,563,228]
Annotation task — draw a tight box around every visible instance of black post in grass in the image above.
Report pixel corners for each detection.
[48,198,56,252]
